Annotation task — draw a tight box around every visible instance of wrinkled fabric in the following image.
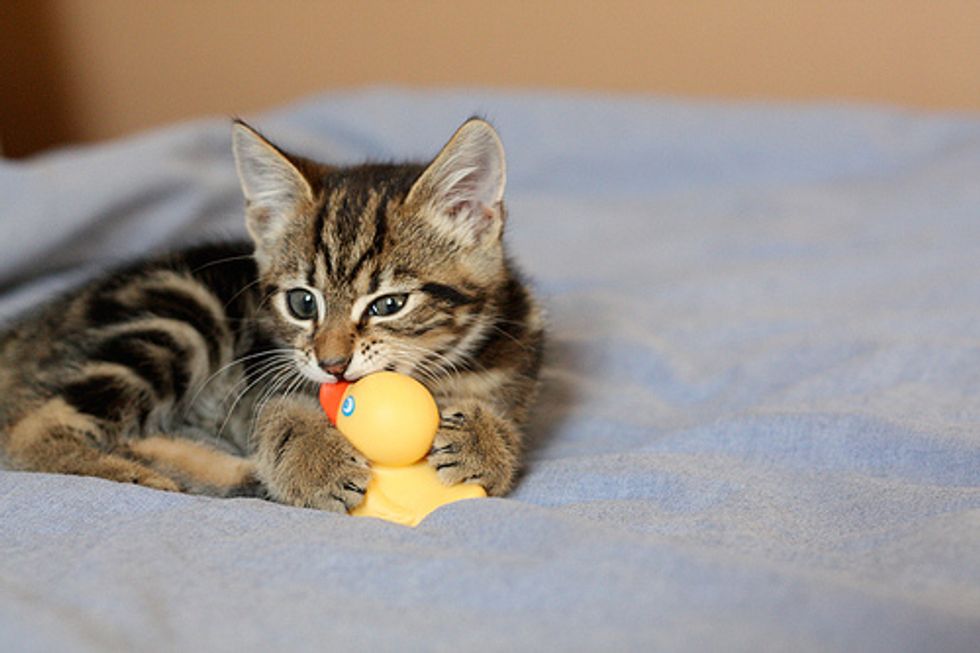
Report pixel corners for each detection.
[1,89,979,651]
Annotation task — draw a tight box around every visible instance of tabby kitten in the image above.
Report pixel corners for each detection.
[0,118,544,512]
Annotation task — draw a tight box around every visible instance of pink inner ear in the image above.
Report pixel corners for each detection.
[247,207,284,247]
[446,200,471,219]
[252,207,271,225]
[443,200,498,241]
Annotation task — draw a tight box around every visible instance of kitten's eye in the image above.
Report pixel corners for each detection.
[367,293,408,318]
[285,288,318,320]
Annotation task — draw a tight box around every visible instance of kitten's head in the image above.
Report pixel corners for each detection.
[232,118,508,386]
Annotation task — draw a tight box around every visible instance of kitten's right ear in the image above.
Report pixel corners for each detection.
[232,120,313,263]
[406,118,507,248]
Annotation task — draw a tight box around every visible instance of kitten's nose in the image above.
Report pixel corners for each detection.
[319,356,350,378]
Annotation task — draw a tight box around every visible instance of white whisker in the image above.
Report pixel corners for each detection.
[247,366,302,448]
[189,254,256,275]
[187,348,295,409]
[216,359,295,442]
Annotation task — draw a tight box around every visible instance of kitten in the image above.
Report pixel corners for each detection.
[0,118,544,512]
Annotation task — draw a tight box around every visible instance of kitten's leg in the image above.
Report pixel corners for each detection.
[123,436,260,497]
[252,395,370,512]
[427,399,521,496]
[5,398,181,492]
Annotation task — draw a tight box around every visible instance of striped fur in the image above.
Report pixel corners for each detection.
[0,118,544,510]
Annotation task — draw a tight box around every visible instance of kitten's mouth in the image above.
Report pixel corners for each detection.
[314,371,366,385]
[335,369,365,383]
[295,354,367,385]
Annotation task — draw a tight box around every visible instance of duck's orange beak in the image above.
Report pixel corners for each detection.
[319,382,351,425]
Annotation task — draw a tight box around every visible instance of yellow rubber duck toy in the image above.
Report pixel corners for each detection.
[319,371,485,526]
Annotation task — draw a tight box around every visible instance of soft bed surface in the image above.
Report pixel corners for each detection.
[2,89,980,651]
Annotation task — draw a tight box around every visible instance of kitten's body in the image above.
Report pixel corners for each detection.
[0,120,543,510]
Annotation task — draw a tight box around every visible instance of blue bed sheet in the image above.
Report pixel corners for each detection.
[1,88,979,651]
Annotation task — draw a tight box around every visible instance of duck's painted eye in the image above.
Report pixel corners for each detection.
[341,395,356,417]
[286,288,318,320]
[367,293,408,318]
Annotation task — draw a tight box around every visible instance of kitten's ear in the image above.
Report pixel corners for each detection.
[232,120,313,262]
[407,118,506,247]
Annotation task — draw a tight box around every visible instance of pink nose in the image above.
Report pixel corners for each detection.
[319,356,350,377]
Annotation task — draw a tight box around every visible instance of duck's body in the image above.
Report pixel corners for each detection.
[319,372,485,526]
[351,461,486,526]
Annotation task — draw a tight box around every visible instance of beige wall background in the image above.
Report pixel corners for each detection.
[3,0,980,157]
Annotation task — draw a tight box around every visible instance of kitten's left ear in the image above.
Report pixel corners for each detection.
[232,120,314,266]
[407,118,506,247]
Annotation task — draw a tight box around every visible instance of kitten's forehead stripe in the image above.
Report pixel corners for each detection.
[312,192,333,278]
[324,185,356,278]
[314,180,393,287]
[335,190,359,248]
[344,191,389,284]
[311,194,330,256]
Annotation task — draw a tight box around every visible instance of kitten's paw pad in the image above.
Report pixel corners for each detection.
[428,405,516,496]
[302,475,370,513]
[439,411,467,431]
[277,451,371,513]
[428,430,482,487]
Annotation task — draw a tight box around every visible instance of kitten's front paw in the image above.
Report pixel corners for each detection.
[264,430,372,513]
[427,402,519,496]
